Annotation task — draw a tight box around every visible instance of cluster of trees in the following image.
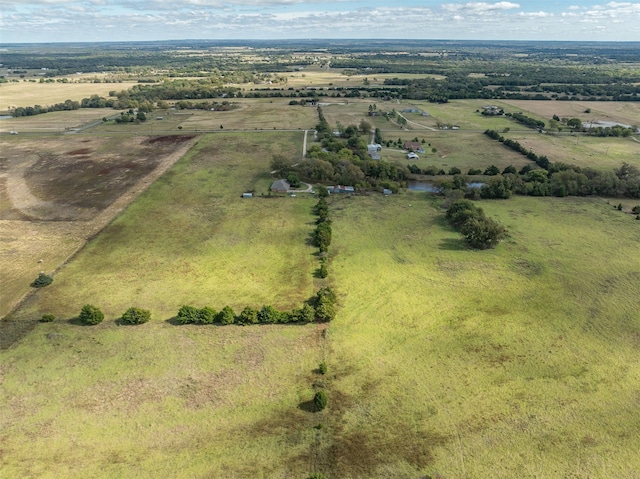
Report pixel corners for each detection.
[483,130,640,198]
[446,200,507,249]
[506,112,545,130]
[11,100,80,117]
[113,110,147,124]
[74,304,151,325]
[175,287,337,325]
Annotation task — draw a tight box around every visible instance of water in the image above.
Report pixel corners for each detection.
[407,180,485,192]
[0,115,13,120]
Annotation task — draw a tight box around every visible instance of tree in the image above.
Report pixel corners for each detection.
[567,118,582,129]
[483,165,500,176]
[359,119,372,134]
[258,305,281,324]
[271,155,294,175]
[176,305,199,324]
[217,305,236,325]
[79,304,104,325]
[319,263,328,278]
[315,297,336,322]
[120,307,151,325]
[198,306,217,324]
[461,217,507,250]
[31,272,53,288]
[237,306,259,325]
[313,390,328,411]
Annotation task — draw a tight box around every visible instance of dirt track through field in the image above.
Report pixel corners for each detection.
[0,135,198,319]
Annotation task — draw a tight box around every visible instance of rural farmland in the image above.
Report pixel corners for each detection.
[1,39,640,479]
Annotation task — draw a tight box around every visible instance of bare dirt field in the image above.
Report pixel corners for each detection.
[501,100,640,127]
[0,134,197,318]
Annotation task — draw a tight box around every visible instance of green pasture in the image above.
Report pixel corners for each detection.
[381,131,532,173]
[503,132,640,171]
[324,193,640,478]
[402,99,518,131]
[2,124,640,477]
[9,131,313,322]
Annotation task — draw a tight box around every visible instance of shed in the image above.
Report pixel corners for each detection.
[270,179,290,193]
[407,152,419,160]
[383,189,392,196]
[242,192,253,198]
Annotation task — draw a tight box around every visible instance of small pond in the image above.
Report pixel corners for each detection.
[407,180,485,192]
[0,115,13,120]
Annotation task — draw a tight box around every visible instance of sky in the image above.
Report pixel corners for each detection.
[0,1,639,43]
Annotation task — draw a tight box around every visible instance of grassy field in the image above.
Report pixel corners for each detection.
[2,98,640,478]
[502,100,640,128]
[503,132,640,171]
[0,134,196,319]
[0,108,116,133]
[0,81,137,111]
[324,193,640,478]
[381,131,532,173]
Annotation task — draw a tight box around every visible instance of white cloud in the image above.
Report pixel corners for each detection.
[519,11,552,18]
[442,2,520,14]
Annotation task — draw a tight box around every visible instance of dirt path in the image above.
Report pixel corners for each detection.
[0,136,198,319]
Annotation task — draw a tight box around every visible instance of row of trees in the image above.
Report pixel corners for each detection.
[506,112,545,130]
[314,196,331,278]
[175,287,337,325]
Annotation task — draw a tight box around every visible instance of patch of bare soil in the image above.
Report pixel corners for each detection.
[0,134,198,320]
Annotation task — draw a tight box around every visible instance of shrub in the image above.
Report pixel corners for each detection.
[197,306,217,324]
[445,199,485,227]
[120,307,151,325]
[319,263,328,278]
[308,474,328,479]
[467,168,482,175]
[292,303,316,323]
[313,391,328,411]
[461,217,507,250]
[79,304,104,325]
[318,362,327,375]
[31,272,53,288]
[258,305,281,324]
[40,313,56,323]
[632,205,640,214]
[176,305,199,324]
[217,305,236,325]
[315,297,336,322]
[237,306,259,325]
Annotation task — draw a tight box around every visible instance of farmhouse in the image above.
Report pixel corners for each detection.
[270,179,290,193]
[403,141,424,153]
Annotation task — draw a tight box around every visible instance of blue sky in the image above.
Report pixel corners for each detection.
[1,1,639,43]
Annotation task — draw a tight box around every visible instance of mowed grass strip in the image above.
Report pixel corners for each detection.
[322,193,640,478]
[13,131,314,321]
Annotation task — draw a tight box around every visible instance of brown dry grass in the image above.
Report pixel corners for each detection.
[0,81,137,111]
[501,100,640,127]
[0,134,197,318]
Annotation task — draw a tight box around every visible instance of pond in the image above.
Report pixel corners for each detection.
[0,115,14,120]
[407,180,485,192]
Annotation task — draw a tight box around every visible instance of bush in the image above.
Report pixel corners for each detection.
[258,305,281,324]
[237,306,259,325]
[120,307,151,325]
[308,474,328,479]
[461,217,507,250]
[79,304,104,325]
[319,263,328,278]
[313,391,328,411]
[40,313,56,323]
[445,199,485,227]
[31,272,53,288]
[318,362,327,375]
[217,305,236,325]
[176,305,199,324]
[315,297,336,322]
[632,205,640,214]
[198,306,217,324]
